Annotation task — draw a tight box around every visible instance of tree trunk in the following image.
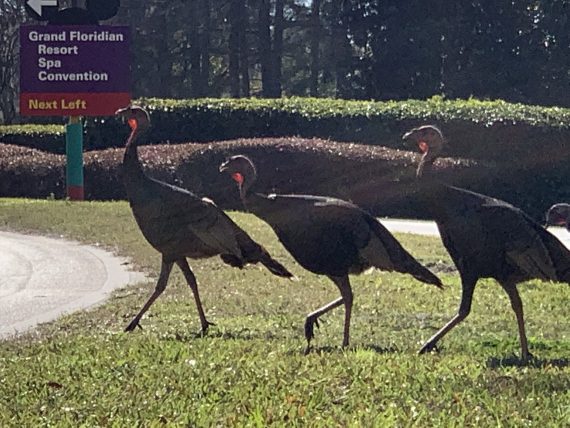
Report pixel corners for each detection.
[193,0,211,97]
[229,0,242,97]
[155,7,171,97]
[258,0,274,98]
[309,0,322,97]
[237,0,250,97]
[200,0,211,97]
[332,0,351,98]
[0,19,18,123]
[272,0,284,97]
[189,0,203,97]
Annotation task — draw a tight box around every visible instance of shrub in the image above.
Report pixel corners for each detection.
[1,97,570,162]
[1,136,567,220]
[0,124,65,153]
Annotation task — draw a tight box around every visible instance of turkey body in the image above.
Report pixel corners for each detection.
[425,184,570,285]
[125,173,258,264]
[253,193,442,281]
[118,107,292,334]
[248,192,442,353]
[220,154,441,353]
[404,124,570,361]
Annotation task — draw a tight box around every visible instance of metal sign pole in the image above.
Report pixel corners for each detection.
[65,116,84,200]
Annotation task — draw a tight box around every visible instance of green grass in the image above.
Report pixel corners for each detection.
[0,198,568,426]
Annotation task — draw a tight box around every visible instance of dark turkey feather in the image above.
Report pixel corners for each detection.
[220,155,441,352]
[403,124,569,361]
[117,107,292,334]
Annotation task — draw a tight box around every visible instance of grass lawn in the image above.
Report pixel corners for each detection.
[0,198,568,426]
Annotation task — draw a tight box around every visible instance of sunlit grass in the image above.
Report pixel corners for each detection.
[0,199,568,426]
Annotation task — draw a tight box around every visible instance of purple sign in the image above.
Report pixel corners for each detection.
[20,24,130,116]
[20,25,129,93]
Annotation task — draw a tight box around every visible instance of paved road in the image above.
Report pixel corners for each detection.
[0,231,144,339]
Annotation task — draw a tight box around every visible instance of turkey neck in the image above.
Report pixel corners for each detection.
[240,177,278,218]
[123,125,147,184]
[415,153,448,218]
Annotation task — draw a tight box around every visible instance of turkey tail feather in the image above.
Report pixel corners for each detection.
[259,249,294,278]
[400,256,444,288]
[233,227,294,278]
[537,227,570,284]
[367,216,443,288]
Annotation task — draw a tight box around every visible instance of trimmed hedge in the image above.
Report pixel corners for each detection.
[0,124,65,153]
[2,97,570,161]
[0,137,568,221]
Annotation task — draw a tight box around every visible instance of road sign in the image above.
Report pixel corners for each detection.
[25,0,59,21]
[19,25,130,116]
[25,1,121,24]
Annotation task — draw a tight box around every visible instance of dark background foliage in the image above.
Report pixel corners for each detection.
[344,1,569,105]
[2,0,569,123]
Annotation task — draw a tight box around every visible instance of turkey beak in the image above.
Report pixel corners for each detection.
[115,106,131,119]
[402,130,417,150]
[115,108,130,125]
[219,162,229,173]
[543,215,552,228]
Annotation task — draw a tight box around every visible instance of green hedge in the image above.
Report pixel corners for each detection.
[0,124,65,153]
[2,97,570,161]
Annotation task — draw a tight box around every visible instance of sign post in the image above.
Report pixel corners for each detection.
[65,116,83,199]
[20,24,130,200]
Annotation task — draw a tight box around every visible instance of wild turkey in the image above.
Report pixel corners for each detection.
[116,106,293,333]
[545,203,570,231]
[219,155,442,353]
[403,124,570,361]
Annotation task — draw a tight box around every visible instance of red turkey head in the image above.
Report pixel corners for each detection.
[219,155,257,207]
[402,125,445,177]
[115,105,150,132]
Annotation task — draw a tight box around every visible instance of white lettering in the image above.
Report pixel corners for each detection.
[69,30,124,42]
[38,57,62,70]
[38,71,109,82]
[28,31,66,42]
[38,44,79,55]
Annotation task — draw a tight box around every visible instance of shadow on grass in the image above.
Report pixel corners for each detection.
[160,326,291,342]
[486,355,570,369]
[359,343,401,354]
[292,343,401,356]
